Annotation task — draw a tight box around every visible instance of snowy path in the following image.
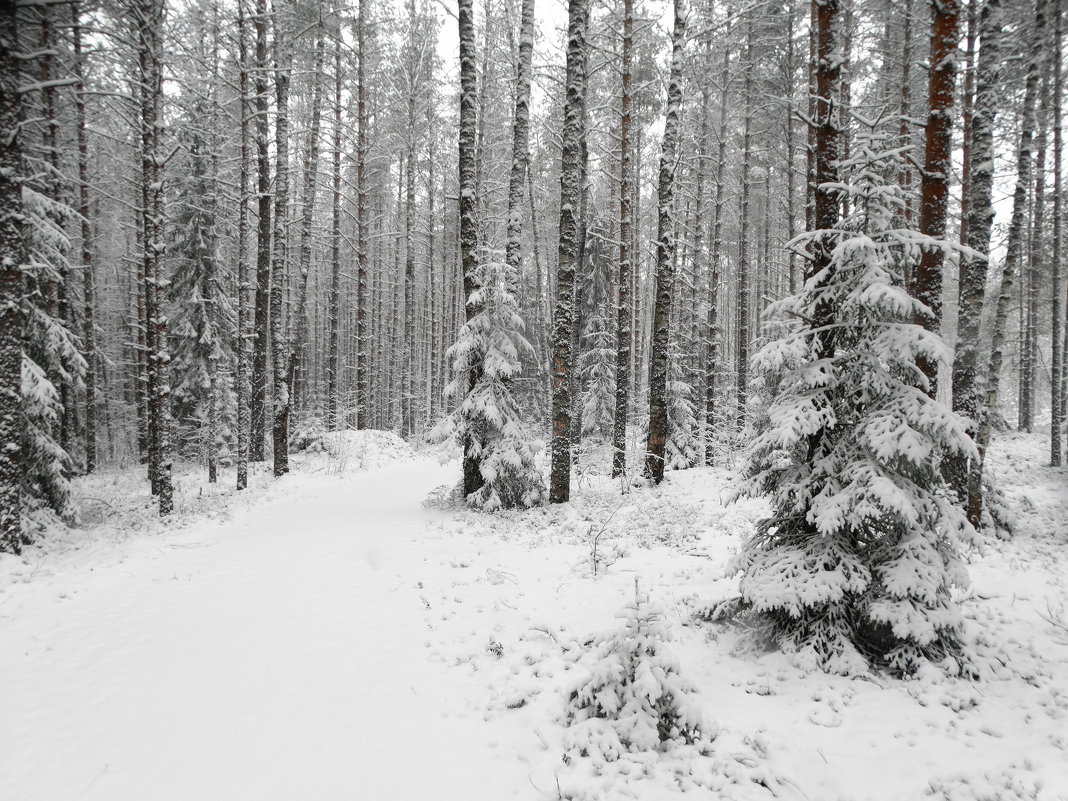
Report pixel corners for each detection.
[0,458,531,801]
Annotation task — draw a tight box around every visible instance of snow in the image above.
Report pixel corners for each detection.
[1,432,1067,800]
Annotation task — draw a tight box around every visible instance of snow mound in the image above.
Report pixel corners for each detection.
[293,428,415,471]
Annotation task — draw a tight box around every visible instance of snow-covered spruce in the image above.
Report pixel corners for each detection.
[564,592,715,763]
[717,132,980,676]
[21,186,85,526]
[579,281,615,441]
[430,252,545,511]
[169,109,235,479]
[666,346,698,471]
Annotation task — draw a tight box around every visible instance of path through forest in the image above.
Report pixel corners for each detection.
[0,457,534,801]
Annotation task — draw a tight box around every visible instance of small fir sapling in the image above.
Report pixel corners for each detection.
[430,252,546,511]
[715,129,980,676]
[564,583,715,763]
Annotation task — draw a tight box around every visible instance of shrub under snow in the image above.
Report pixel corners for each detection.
[563,591,715,763]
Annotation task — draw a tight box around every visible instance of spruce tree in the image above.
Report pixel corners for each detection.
[721,132,979,676]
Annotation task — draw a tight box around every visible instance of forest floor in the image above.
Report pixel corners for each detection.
[1,431,1066,801]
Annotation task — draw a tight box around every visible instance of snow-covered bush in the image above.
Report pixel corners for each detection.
[430,252,545,511]
[564,591,715,763]
[716,131,980,676]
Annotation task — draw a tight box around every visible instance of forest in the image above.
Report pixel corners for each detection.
[1,0,1067,798]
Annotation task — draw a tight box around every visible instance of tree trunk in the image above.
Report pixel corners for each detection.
[643,0,686,485]
[356,0,369,429]
[327,40,342,431]
[73,3,97,474]
[949,0,1003,524]
[735,18,754,431]
[548,0,590,503]
[251,0,271,461]
[706,34,730,466]
[913,0,961,392]
[270,5,291,477]
[457,0,483,498]
[0,0,25,552]
[611,0,633,479]
[236,0,250,488]
[1052,0,1064,466]
[138,0,172,514]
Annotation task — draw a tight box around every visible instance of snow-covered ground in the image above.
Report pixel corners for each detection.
[2,431,1066,800]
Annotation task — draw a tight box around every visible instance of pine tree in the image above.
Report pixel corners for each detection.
[720,131,979,676]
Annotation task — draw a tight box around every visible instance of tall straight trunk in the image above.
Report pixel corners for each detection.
[505,0,534,299]
[692,39,710,463]
[457,0,483,497]
[236,0,250,488]
[0,0,24,552]
[270,6,291,477]
[810,0,841,336]
[1052,0,1064,466]
[643,0,685,485]
[73,3,97,474]
[611,0,633,478]
[959,0,977,247]
[975,0,1046,513]
[1023,75,1049,433]
[805,0,816,231]
[251,0,271,461]
[899,0,913,227]
[786,4,798,295]
[950,0,1002,524]
[138,0,172,514]
[290,18,325,424]
[913,0,961,392]
[705,35,730,466]
[356,0,369,429]
[735,18,754,430]
[548,0,590,503]
[327,41,342,431]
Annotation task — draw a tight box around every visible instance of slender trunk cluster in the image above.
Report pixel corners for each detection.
[251,0,271,462]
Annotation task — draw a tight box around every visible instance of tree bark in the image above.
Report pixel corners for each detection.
[913,0,961,392]
[548,0,589,503]
[73,3,97,474]
[138,0,172,514]
[356,0,369,429]
[251,0,271,461]
[1052,0,1064,466]
[643,0,685,485]
[611,0,633,479]
[327,40,342,431]
[458,0,483,497]
[235,1,251,488]
[0,0,25,552]
[270,3,292,477]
